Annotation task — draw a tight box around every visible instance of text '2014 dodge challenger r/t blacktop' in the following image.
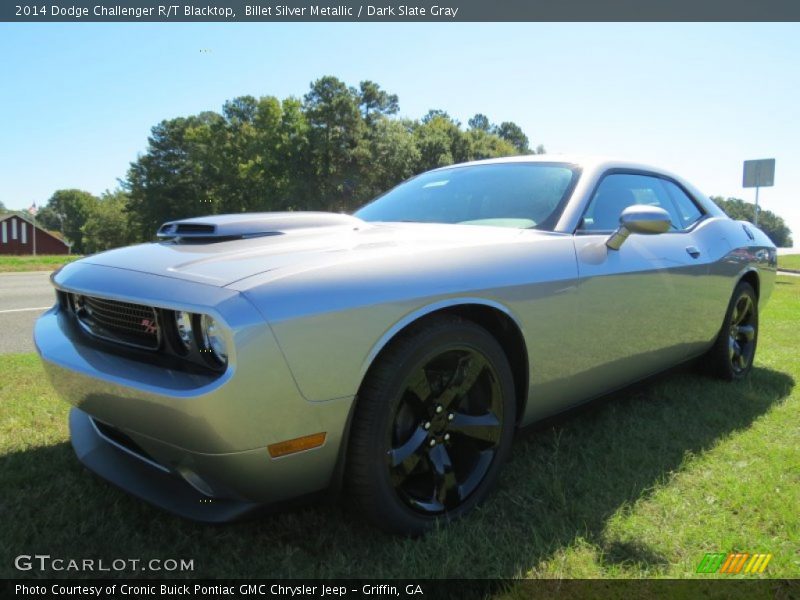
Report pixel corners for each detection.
[35,156,776,535]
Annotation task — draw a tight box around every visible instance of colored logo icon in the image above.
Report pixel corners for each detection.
[697,552,772,574]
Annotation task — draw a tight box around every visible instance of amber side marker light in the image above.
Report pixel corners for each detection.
[268,432,327,458]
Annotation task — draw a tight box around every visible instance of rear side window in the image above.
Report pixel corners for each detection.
[662,180,704,229]
[579,173,704,232]
[580,174,679,232]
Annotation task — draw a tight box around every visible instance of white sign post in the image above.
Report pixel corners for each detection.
[742,159,775,227]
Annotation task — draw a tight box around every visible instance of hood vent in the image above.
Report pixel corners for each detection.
[174,223,215,234]
[157,212,363,244]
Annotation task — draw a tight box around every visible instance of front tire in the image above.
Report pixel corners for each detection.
[705,281,758,381]
[346,315,516,535]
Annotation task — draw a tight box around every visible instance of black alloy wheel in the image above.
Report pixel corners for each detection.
[706,280,759,381]
[388,347,504,514]
[728,291,757,375]
[346,315,516,535]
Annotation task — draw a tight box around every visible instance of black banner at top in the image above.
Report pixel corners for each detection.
[4,0,800,22]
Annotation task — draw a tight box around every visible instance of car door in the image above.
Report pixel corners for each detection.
[569,171,712,397]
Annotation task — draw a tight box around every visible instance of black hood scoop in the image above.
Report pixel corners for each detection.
[157,212,363,243]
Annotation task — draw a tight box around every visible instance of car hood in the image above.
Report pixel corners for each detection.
[77,212,548,287]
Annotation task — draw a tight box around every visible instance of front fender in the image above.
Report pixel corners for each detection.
[358,297,525,384]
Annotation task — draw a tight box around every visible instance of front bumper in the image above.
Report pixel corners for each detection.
[70,407,260,522]
[35,262,354,519]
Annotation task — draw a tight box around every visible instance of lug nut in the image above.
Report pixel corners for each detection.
[444,433,451,441]
[429,439,436,447]
[424,422,431,430]
[447,413,454,421]
[435,405,443,414]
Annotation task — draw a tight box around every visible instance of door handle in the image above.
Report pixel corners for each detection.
[686,246,701,259]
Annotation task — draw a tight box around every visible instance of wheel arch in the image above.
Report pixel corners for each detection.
[358,299,530,426]
[739,269,760,299]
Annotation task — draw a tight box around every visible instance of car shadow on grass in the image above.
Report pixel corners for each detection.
[1,366,794,579]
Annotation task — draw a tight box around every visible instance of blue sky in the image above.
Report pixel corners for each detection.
[1,23,798,244]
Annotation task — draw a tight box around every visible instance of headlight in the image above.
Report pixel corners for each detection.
[200,314,228,365]
[174,311,194,349]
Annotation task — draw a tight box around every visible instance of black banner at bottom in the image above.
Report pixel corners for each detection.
[3,579,798,600]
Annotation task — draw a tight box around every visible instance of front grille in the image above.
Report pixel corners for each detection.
[72,294,160,350]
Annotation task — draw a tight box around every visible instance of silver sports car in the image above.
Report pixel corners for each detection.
[35,156,776,534]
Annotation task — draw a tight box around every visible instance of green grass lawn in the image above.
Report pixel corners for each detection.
[1,278,798,580]
[778,253,800,272]
[0,254,81,272]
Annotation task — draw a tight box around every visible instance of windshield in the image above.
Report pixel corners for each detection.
[354,162,579,230]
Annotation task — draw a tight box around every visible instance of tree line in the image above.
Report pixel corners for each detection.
[709,197,792,247]
[28,76,541,253]
[3,76,792,251]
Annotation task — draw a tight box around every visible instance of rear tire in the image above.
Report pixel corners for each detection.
[346,315,516,535]
[705,281,758,381]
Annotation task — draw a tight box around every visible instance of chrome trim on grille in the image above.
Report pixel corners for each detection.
[71,293,161,350]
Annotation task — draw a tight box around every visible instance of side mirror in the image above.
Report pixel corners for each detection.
[606,205,671,250]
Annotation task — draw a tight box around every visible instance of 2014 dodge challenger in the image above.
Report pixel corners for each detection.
[35,156,776,534]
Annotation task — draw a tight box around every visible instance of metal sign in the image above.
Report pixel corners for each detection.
[743,159,775,188]
[742,158,775,228]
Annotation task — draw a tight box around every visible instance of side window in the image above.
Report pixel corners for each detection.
[581,173,682,232]
[662,180,704,230]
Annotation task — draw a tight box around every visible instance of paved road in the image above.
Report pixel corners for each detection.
[0,272,56,354]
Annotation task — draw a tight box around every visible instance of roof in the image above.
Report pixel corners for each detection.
[0,212,39,224]
[428,153,726,227]
[430,153,712,198]
[0,212,70,246]
[432,153,678,177]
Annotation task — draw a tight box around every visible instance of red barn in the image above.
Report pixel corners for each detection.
[0,213,70,255]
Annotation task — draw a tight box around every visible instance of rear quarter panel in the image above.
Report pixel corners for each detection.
[708,218,777,311]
